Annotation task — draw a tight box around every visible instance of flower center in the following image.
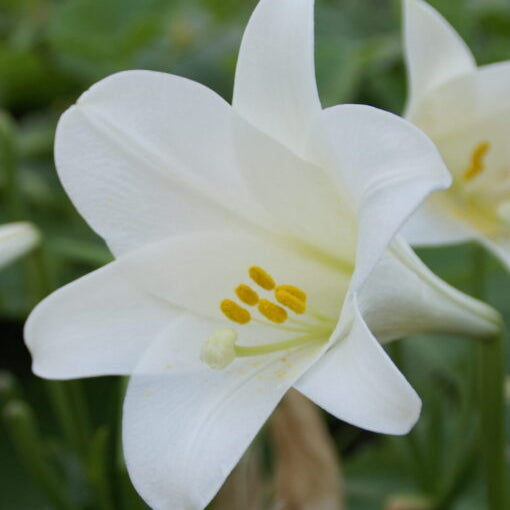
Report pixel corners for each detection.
[446,141,510,233]
[201,266,335,369]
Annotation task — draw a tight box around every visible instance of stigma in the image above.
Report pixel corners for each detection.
[200,329,237,369]
[201,327,327,370]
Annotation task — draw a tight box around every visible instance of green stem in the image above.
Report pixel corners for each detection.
[44,381,83,452]
[67,380,92,453]
[87,426,116,510]
[471,245,507,510]
[478,330,506,510]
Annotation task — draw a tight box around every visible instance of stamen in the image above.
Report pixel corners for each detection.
[275,288,306,314]
[276,284,306,302]
[201,329,329,370]
[235,284,259,306]
[258,299,287,324]
[249,266,275,290]
[220,299,251,324]
[463,141,490,181]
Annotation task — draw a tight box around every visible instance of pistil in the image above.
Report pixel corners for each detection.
[234,334,326,357]
[200,328,329,370]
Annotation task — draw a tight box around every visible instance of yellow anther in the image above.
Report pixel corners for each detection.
[276,285,306,303]
[220,299,251,324]
[463,141,491,181]
[235,284,259,306]
[249,266,275,290]
[275,289,306,314]
[258,299,287,324]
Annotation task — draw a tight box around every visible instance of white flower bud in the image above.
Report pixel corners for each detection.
[200,328,238,370]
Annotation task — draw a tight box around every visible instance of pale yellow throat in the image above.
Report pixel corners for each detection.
[201,266,336,370]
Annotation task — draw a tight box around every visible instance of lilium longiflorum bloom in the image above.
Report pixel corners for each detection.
[403,0,510,267]
[25,0,499,508]
[0,222,39,270]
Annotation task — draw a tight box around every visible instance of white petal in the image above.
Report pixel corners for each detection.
[233,0,321,155]
[359,237,500,341]
[0,222,39,269]
[55,70,265,256]
[402,194,476,246]
[233,115,357,266]
[404,194,510,272]
[295,301,421,435]
[123,316,324,510]
[308,104,450,288]
[117,232,349,323]
[403,0,475,117]
[413,61,510,139]
[25,260,178,379]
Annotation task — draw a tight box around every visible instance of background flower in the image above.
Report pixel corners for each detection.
[403,0,510,270]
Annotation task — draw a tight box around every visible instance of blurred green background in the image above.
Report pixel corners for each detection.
[1,0,509,508]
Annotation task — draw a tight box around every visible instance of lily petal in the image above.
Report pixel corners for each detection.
[295,301,421,435]
[402,195,476,246]
[404,191,510,273]
[403,0,475,117]
[123,316,324,510]
[413,61,510,139]
[55,70,265,256]
[308,104,450,288]
[0,222,39,269]
[360,237,501,341]
[25,261,178,379]
[233,0,321,155]
[233,114,357,266]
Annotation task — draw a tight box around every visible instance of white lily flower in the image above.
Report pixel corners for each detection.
[402,0,510,268]
[25,0,499,508]
[0,222,39,269]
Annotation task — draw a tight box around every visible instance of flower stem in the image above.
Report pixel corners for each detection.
[87,426,116,510]
[471,245,507,510]
[478,329,506,510]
